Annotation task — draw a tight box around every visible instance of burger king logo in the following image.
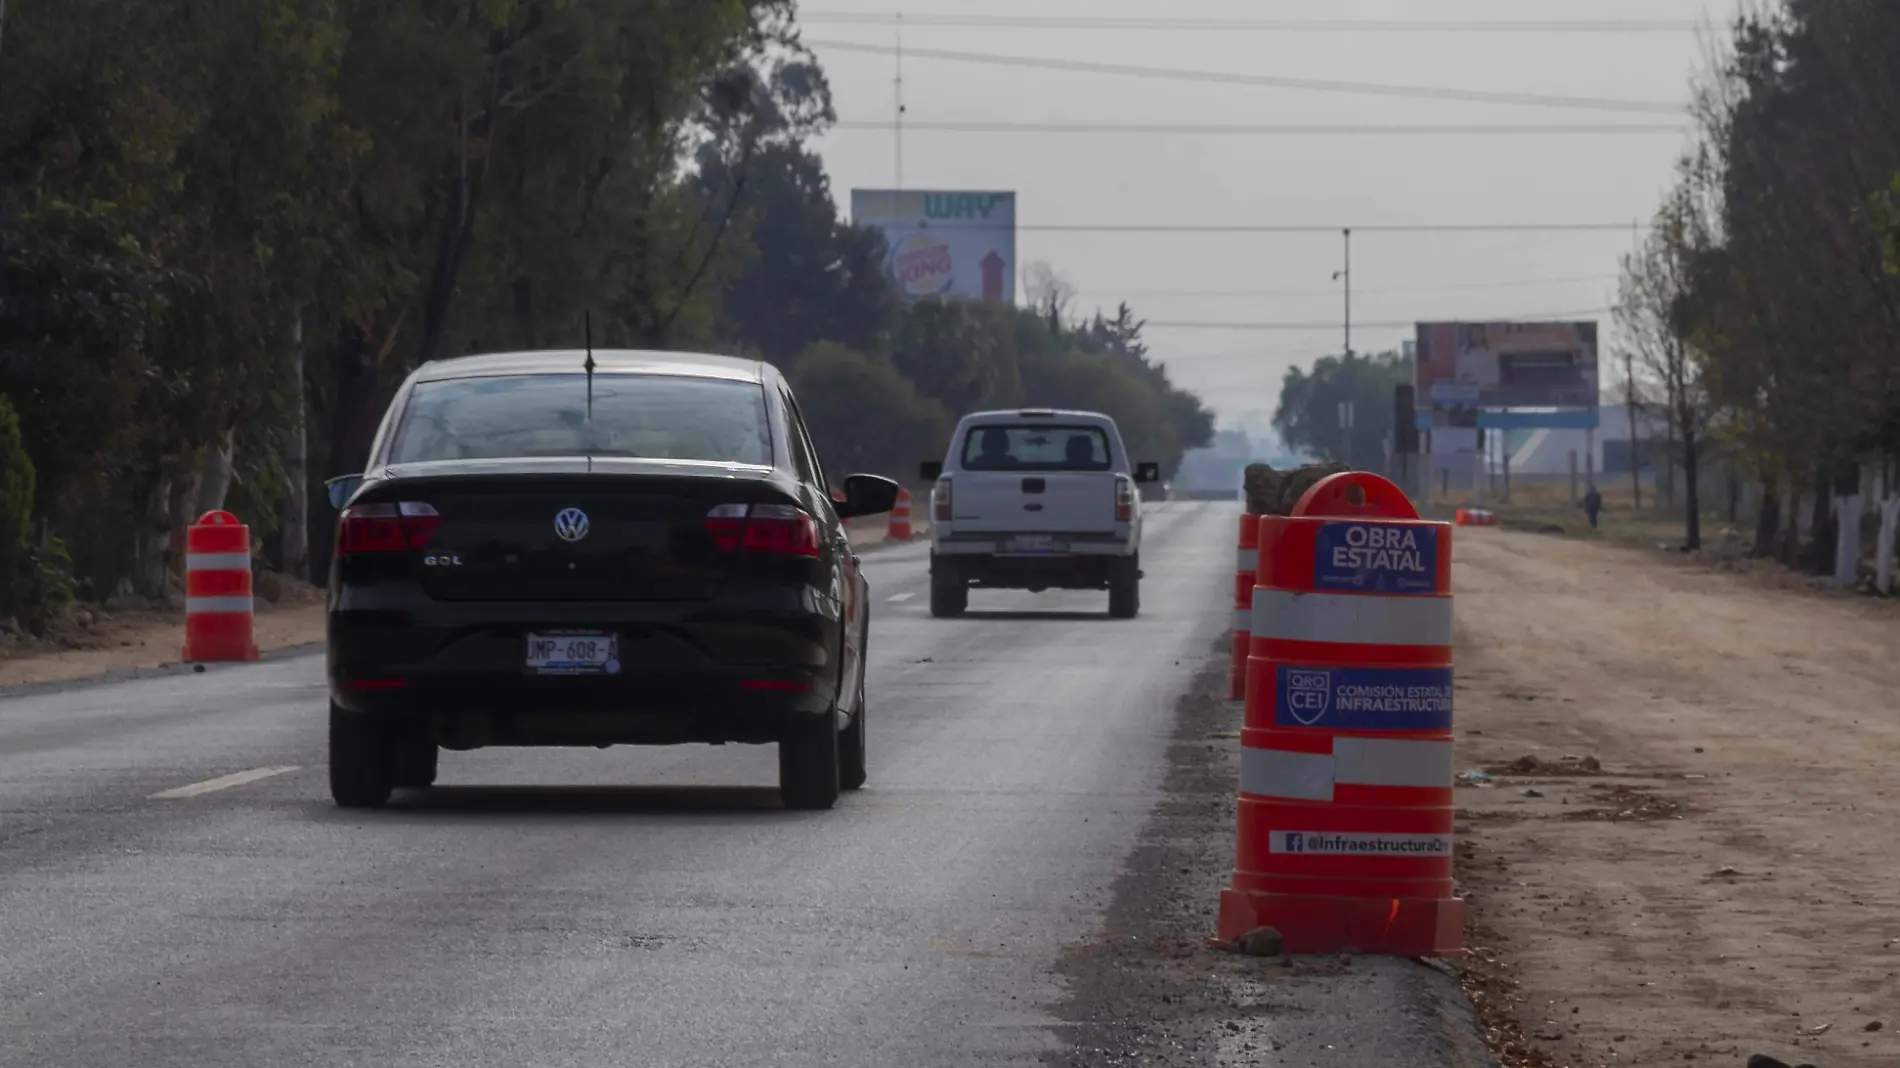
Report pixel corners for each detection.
[889,232,955,297]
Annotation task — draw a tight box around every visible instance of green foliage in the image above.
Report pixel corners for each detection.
[0,396,36,565]
[1271,351,1410,465]
[0,394,73,632]
[0,0,1215,605]
[787,343,953,482]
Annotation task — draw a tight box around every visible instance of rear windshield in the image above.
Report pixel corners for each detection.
[961,424,1113,472]
[387,373,772,466]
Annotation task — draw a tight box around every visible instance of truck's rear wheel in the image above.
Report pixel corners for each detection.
[1108,557,1140,619]
[930,563,968,617]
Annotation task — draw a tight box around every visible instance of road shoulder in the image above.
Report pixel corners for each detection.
[1449,528,1900,1068]
[1042,642,1500,1068]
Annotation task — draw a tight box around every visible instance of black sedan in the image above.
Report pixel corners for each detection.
[322,349,899,811]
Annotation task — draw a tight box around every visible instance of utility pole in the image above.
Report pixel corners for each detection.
[1333,228,1353,357]
[1331,228,1353,357]
[893,12,906,190]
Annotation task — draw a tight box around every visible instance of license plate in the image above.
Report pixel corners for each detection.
[1005,535,1064,554]
[525,632,619,676]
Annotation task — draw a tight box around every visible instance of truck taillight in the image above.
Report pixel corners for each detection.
[1115,476,1135,522]
[337,502,440,554]
[705,503,821,557]
[933,477,952,522]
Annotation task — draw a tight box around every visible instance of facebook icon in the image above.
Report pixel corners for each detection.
[1284,833,1304,853]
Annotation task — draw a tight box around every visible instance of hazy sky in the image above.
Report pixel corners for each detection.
[802,0,1744,429]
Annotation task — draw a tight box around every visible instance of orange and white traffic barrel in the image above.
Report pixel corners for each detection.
[890,487,914,540]
[1219,471,1462,957]
[182,510,260,662]
[1229,510,1259,700]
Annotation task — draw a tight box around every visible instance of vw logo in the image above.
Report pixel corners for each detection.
[553,507,591,543]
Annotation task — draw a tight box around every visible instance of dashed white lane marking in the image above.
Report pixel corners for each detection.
[887,592,915,602]
[150,766,300,800]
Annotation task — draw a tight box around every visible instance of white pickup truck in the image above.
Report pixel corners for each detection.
[919,409,1160,619]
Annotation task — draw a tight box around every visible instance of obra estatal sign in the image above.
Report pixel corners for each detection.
[849,188,1017,305]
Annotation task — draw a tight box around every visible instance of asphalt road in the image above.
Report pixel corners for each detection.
[0,501,1270,1068]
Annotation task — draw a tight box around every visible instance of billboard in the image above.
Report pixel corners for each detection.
[850,189,1016,304]
[1415,321,1599,410]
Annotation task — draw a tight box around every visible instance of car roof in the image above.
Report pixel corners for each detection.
[411,349,768,385]
[957,408,1113,423]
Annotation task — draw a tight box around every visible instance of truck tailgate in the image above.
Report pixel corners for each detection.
[952,472,1118,534]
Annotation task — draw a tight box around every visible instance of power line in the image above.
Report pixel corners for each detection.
[1143,307,1615,332]
[926,223,1646,234]
[806,40,1687,115]
[802,13,1703,33]
[832,120,1688,136]
[1079,274,1620,299]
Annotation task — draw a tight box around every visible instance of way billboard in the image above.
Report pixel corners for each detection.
[1414,321,1599,411]
[850,189,1016,304]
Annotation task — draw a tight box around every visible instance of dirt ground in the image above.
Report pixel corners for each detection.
[1451,528,1900,1068]
[0,518,916,691]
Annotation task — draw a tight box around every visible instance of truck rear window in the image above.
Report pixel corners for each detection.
[961,424,1112,472]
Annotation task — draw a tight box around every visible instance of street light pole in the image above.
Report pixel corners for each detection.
[1343,227,1352,358]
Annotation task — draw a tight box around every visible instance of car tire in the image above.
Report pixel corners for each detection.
[930,563,968,617]
[840,681,867,792]
[779,714,841,810]
[390,725,438,790]
[1108,557,1140,619]
[329,701,394,809]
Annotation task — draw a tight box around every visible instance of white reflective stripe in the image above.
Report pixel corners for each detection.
[1334,736,1454,790]
[186,552,252,571]
[1251,589,1451,647]
[1234,607,1251,634]
[1236,548,1258,573]
[186,596,253,615]
[1239,737,1454,801]
[1240,746,1334,801]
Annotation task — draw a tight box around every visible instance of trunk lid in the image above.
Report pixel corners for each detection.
[372,459,788,602]
[951,471,1119,535]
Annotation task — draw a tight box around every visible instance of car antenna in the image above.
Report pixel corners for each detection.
[583,311,596,422]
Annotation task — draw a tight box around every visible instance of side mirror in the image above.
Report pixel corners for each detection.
[838,473,901,520]
[1134,462,1161,483]
[918,460,944,482]
[325,474,364,511]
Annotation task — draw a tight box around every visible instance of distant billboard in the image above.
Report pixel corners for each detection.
[850,189,1016,304]
[1415,321,1599,410]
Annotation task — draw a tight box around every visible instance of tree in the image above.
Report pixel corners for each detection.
[1618,183,1712,551]
[788,343,953,482]
[1272,351,1410,467]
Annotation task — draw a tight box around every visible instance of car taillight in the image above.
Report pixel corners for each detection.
[1115,476,1134,523]
[704,503,821,557]
[337,502,440,554]
[933,477,952,522]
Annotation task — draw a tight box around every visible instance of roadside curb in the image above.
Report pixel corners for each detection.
[0,640,323,702]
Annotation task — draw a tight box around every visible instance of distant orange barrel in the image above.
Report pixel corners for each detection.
[1218,472,1463,958]
[889,487,914,540]
[182,511,259,663]
[1230,511,1259,700]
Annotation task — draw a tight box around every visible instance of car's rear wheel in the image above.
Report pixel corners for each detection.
[390,724,439,789]
[841,681,867,792]
[1108,556,1141,619]
[930,562,968,617]
[329,701,394,809]
[779,714,841,810]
